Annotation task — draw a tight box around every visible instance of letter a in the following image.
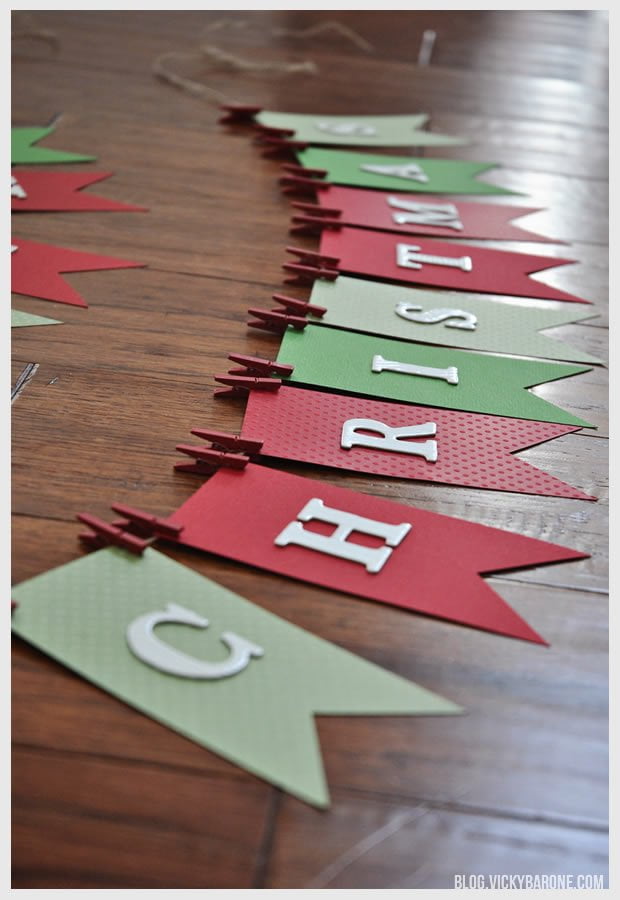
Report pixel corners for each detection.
[315,121,377,137]
[274,498,411,573]
[11,176,27,199]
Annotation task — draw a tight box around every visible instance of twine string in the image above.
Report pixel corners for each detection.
[152,18,374,106]
[271,21,374,53]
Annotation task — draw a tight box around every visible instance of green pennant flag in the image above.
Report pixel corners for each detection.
[256,111,466,147]
[11,309,62,328]
[277,326,594,428]
[308,276,602,365]
[11,126,96,165]
[296,147,518,195]
[11,547,459,808]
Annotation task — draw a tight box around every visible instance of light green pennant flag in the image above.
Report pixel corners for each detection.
[11,126,96,165]
[11,547,459,808]
[11,309,62,328]
[308,276,602,365]
[296,147,518,195]
[256,111,466,147]
[277,326,594,428]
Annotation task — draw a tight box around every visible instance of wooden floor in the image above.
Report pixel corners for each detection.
[11,11,608,889]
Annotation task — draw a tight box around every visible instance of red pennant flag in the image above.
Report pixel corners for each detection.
[11,170,147,213]
[314,227,587,303]
[294,185,559,242]
[166,464,588,644]
[237,385,595,500]
[11,237,145,307]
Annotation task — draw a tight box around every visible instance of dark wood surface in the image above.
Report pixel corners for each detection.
[11,10,608,889]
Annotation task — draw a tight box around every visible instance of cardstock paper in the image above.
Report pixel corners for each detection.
[307,276,601,365]
[11,546,459,807]
[296,147,516,195]
[276,327,594,428]
[306,185,558,242]
[11,309,62,328]
[166,464,588,644]
[11,126,96,165]
[240,385,595,500]
[318,228,586,303]
[256,111,465,147]
[11,238,145,307]
[11,170,147,212]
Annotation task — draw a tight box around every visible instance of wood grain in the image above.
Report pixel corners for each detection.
[12,10,608,889]
[266,793,608,889]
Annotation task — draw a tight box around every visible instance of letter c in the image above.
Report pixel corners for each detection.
[126,603,264,680]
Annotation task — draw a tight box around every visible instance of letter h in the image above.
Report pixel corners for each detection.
[274,498,411,573]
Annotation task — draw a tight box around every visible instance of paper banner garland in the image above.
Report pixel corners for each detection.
[11,309,62,328]
[274,276,600,365]
[302,229,587,303]
[211,385,594,500]
[11,126,96,165]
[11,170,147,213]
[287,147,517,195]
[11,238,145,307]
[11,91,599,821]
[291,185,559,242]
[11,545,459,807]
[251,110,466,148]
[273,327,594,428]
[161,464,587,644]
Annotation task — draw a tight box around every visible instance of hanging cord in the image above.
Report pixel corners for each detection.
[152,18,374,106]
[272,21,374,54]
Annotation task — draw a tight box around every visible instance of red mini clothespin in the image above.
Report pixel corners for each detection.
[247,307,309,333]
[110,504,184,540]
[226,353,294,376]
[190,428,264,453]
[290,214,342,236]
[259,137,309,158]
[271,293,326,317]
[219,104,263,124]
[175,445,250,469]
[254,125,296,138]
[174,429,262,474]
[281,164,328,178]
[174,460,214,475]
[280,175,330,196]
[290,201,342,218]
[77,512,152,554]
[285,246,340,267]
[282,263,340,285]
[213,374,282,398]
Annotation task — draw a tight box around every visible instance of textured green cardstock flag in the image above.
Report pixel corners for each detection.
[11,309,62,328]
[256,111,466,147]
[308,276,602,365]
[277,327,594,428]
[296,147,517,195]
[11,126,96,165]
[11,547,459,808]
